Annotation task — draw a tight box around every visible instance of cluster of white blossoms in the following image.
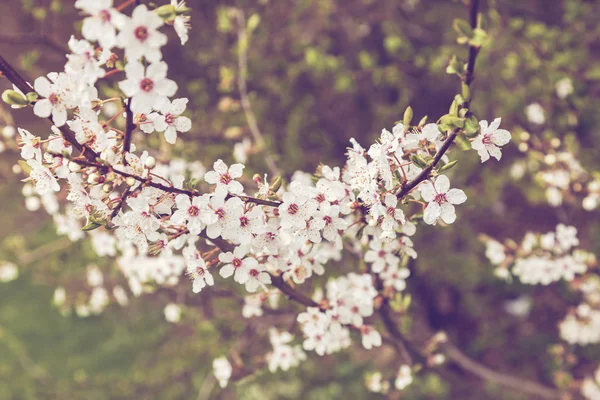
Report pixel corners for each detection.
[486,224,594,285]
[51,264,130,318]
[559,303,600,346]
[297,273,379,355]
[582,367,600,400]
[266,329,306,373]
[510,138,600,210]
[2,0,517,393]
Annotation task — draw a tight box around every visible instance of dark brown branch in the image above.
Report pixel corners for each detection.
[123,98,134,154]
[0,52,99,161]
[269,273,319,308]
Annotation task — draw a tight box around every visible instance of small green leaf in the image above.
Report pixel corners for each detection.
[437,160,458,173]
[469,28,489,48]
[247,14,261,33]
[82,219,102,232]
[410,154,428,169]
[446,55,465,76]
[463,115,480,137]
[18,160,32,175]
[453,18,474,39]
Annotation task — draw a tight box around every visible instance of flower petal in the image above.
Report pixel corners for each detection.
[434,175,450,193]
[446,188,467,204]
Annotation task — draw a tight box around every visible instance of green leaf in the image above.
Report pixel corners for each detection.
[437,160,458,173]
[463,115,480,137]
[454,135,472,151]
[247,14,261,33]
[439,114,465,130]
[469,28,489,48]
[446,55,465,76]
[410,154,429,168]
[453,18,474,39]
[18,160,32,175]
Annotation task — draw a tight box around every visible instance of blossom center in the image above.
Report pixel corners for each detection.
[482,134,492,145]
[139,78,154,93]
[134,26,149,42]
[249,269,259,277]
[287,203,299,215]
[188,205,200,217]
[195,266,205,276]
[386,206,395,216]
[240,216,249,227]
[323,215,333,225]
[219,173,232,185]
[215,208,226,219]
[164,113,175,125]
[434,193,447,204]
[99,10,111,23]
[232,258,242,268]
[315,193,326,203]
[48,93,60,105]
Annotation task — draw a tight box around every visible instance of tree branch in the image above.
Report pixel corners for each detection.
[123,98,134,155]
[443,342,566,399]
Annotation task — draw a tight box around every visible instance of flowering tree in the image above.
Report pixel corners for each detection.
[1,0,599,398]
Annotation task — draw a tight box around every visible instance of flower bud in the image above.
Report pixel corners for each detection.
[156,4,176,21]
[87,173,100,184]
[2,89,28,107]
[368,218,377,227]
[102,183,112,193]
[68,161,81,172]
[126,177,136,187]
[26,92,39,103]
[270,176,282,193]
[403,106,413,127]
[144,156,156,169]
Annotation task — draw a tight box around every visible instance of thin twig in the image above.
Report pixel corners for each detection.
[235,9,281,177]
[443,342,565,399]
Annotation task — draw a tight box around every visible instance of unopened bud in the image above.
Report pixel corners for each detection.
[26,92,39,103]
[270,176,282,192]
[368,218,377,227]
[87,172,100,184]
[126,177,136,187]
[68,161,81,172]
[102,183,112,193]
[403,106,413,127]
[156,4,176,20]
[252,174,262,185]
[2,89,28,107]
[144,156,156,169]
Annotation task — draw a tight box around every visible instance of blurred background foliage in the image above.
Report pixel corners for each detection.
[1,0,600,398]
